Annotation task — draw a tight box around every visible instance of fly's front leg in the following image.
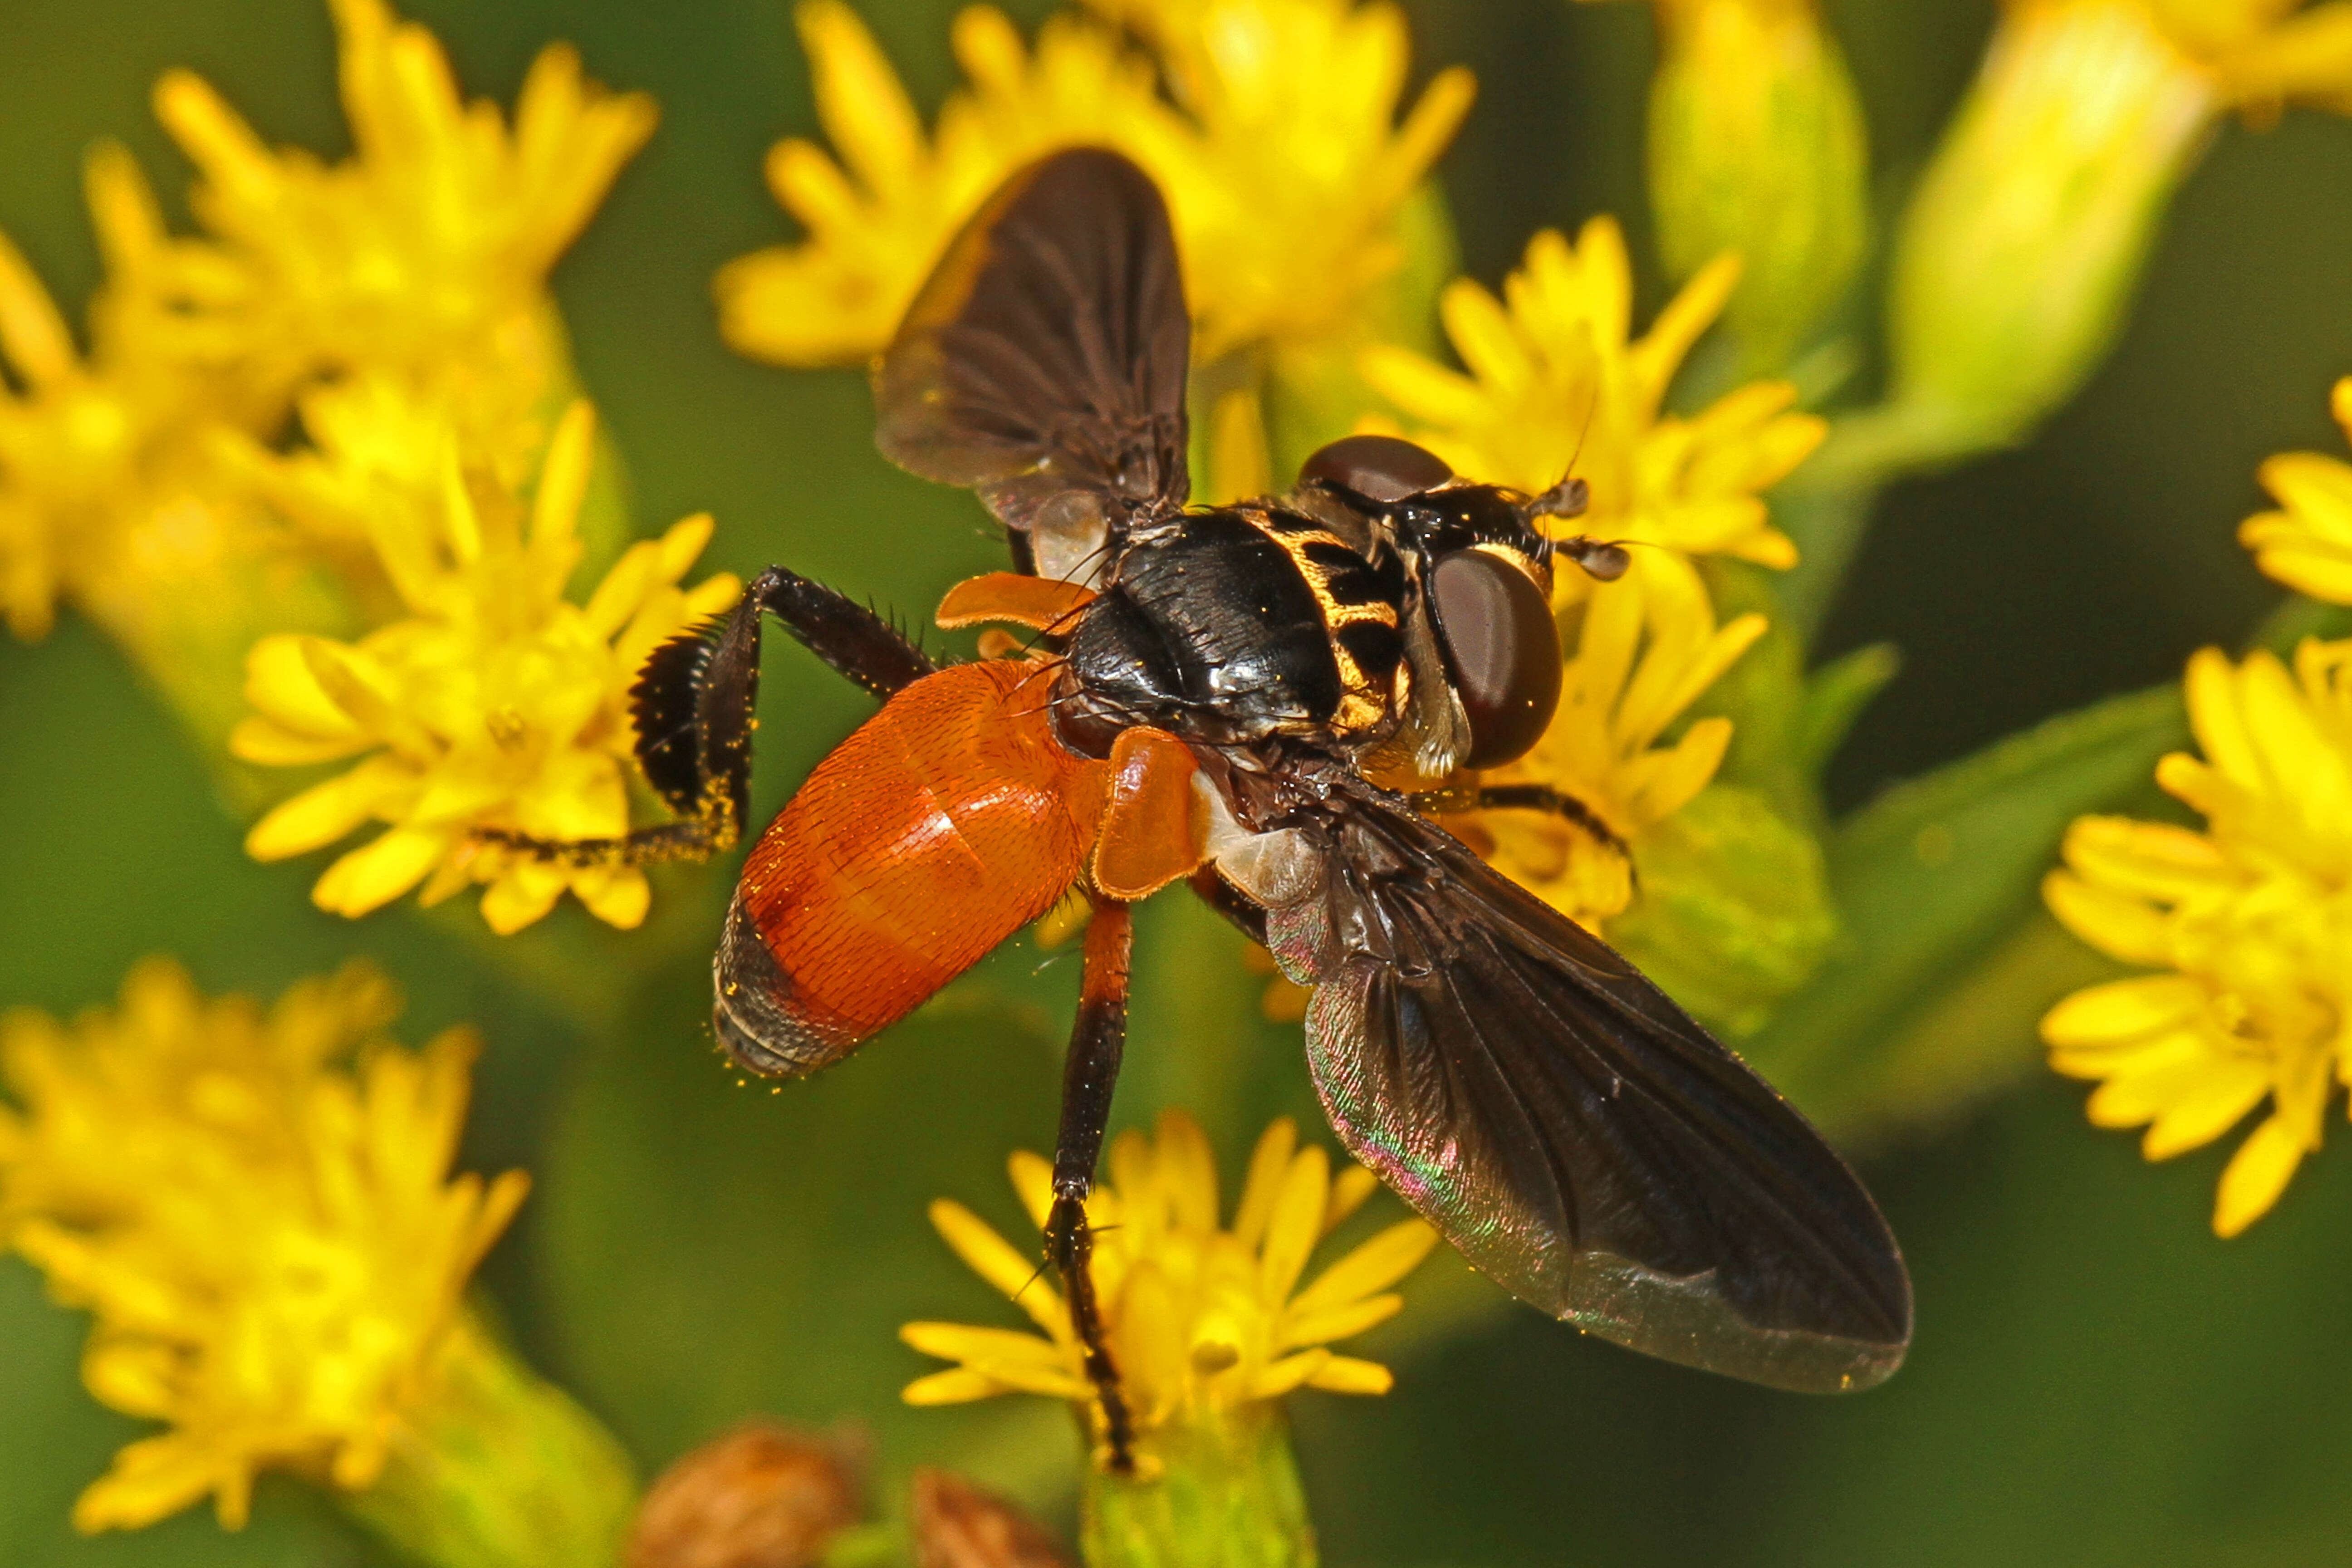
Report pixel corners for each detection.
[481,565,936,866]
[1046,897,1139,1472]
[1416,781,1632,862]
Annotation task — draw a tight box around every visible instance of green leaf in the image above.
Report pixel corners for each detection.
[1798,911,2126,1145]
[1792,642,1900,782]
[1742,681,2187,1137]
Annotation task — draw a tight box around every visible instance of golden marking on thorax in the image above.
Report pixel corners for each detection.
[1242,509,1401,737]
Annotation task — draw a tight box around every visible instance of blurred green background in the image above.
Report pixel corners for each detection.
[6,0,2352,1563]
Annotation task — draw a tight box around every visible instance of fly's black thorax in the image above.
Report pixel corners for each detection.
[1058,507,1409,750]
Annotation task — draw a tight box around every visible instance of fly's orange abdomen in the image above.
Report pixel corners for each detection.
[717,659,1109,1073]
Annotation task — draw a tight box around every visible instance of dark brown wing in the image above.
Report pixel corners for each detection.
[872,147,1191,583]
[1258,774,1912,1393]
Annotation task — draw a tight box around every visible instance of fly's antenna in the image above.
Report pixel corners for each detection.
[1557,534,1671,583]
[1526,396,1600,525]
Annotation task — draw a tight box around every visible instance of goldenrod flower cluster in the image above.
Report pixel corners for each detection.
[2042,379,2352,1235]
[1367,219,1822,926]
[0,0,653,656]
[1367,221,1819,573]
[233,401,737,932]
[716,0,1473,369]
[0,959,526,1532]
[2240,376,2352,602]
[1,0,750,934]
[904,1112,1437,1469]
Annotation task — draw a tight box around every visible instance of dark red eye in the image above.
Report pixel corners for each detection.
[1299,434,1454,504]
[1428,550,1562,769]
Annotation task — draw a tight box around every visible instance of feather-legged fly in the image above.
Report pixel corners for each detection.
[499,148,1910,1468]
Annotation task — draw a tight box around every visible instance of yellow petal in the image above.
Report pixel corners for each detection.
[2039,975,2206,1049]
[575,865,650,930]
[72,1435,230,1534]
[1259,1143,1330,1307]
[1154,1108,1219,1234]
[2214,1113,2308,1238]
[245,757,413,861]
[1007,1149,1055,1232]
[230,717,373,767]
[902,1367,1004,1406]
[0,232,78,389]
[1289,1219,1439,1317]
[1220,1122,1299,1262]
[243,633,368,740]
[931,1198,1066,1334]
[2140,1063,2269,1160]
[1250,1347,1334,1400]
[1282,1293,1405,1350]
[1302,1354,1395,1396]
[479,863,567,934]
[532,402,597,549]
[313,827,452,917]
[2040,869,2169,966]
[1323,1163,1381,1235]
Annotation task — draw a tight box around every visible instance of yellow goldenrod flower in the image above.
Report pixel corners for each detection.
[1464,555,1769,927]
[0,147,281,647]
[1853,0,2352,475]
[151,0,655,472]
[4,0,656,771]
[2041,639,2352,1235]
[0,959,519,1530]
[718,0,1183,367]
[716,0,1471,368]
[2239,375,2352,604]
[0,959,636,1559]
[2141,0,2352,109]
[903,1110,1437,1468]
[1604,0,1872,372]
[1080,0,1476,360]
[1362,219,1825,577]
[231,399,741,933]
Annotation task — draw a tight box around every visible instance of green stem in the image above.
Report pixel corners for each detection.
[1082,1410,1317,1568]
[343,1309,638,1568]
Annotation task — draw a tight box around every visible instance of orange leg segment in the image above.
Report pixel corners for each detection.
[1091,726,1210,901]
[935,571,1096,632]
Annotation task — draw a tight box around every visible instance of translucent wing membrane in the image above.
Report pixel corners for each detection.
[872,147,1191,583]
[1261,772,1912,1393]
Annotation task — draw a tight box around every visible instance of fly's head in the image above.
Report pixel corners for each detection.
[1295,434,1622,771]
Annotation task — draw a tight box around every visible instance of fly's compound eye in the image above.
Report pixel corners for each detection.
[1427,549,1563,770]
[1299,434,1455,504]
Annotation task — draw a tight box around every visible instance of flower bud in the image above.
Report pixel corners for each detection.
[1866,1,2216,469]
[1644,0,1871,372]
[343,1313,641,1568]
[625,1423,863,1568]
[911,1469,1075,1568]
